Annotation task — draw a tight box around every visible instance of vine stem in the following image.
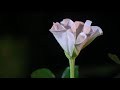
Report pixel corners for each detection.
[69,58,75,78]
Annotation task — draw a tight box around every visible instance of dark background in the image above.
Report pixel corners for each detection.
[0,12,120,78]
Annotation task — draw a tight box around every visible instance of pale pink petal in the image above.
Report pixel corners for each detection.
[75,26,103,54]
[74,21,84,29]
[60,18,74,29]
[91,26,103,35]
[51,31,69,53]
[66,30,75,56]
[50,23,56,30]
[73,21,84,37]
[75,37,89,54]
[83,20,92,34]
[50,22,66,32]
[50,29,75,57]
[75,32,87,44]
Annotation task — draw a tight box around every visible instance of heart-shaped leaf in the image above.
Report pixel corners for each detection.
[62,65,79,78]
[31,68,55,78]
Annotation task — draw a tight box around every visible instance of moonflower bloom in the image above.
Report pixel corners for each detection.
[50,18,103,58]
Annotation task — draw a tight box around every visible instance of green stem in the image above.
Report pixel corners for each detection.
[69,58,75,78]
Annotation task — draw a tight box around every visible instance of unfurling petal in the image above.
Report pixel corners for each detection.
[75,32,87,44]
[50,22,66,32]
[83,20,92,34]
[60,18,74,29]
[50,31,68,52]
[91,26,103,36]
[75,32,87,53]
[66,30,75,56]
[50,28,75,57]
[83,26,103,48]
[73,21,84,37]
[75,26,103,53]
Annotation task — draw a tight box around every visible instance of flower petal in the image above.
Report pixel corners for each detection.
[50,29,75,57]
[73,21,84,37]
[81,26,103,49]
[50,22,66,32]
[83,20,92,34]
[75,26,103,53]
[91,26,103,35]
[66,30,75,56]
[75,32,87,44]
[50,31,69,53]
[60,18,74,29]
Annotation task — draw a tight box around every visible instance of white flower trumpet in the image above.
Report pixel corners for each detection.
[50,18,103,58]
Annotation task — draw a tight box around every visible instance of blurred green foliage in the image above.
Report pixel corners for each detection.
[31,68,55,78]
[0,36,28,78]
[108,53,120,78]
[62,66,79,78]
[108,53,120,64]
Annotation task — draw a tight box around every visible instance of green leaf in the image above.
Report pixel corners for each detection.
[31,68,55,78]
[108,53,120,64]
[62,65,79,78]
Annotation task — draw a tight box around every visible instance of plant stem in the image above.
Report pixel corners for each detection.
[69,58,75,78]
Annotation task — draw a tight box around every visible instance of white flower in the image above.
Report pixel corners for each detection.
[50,18,103,58]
